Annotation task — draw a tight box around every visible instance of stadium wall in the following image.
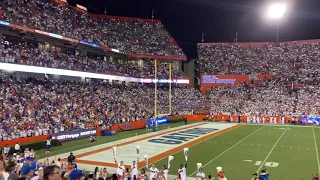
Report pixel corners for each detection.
[184,114,293,123]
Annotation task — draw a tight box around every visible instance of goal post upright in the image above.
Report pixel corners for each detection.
[169,62,172,115]
[154,59,157,117]
[153,59,172,132]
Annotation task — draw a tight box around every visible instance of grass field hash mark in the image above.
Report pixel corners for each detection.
[312,127,320,175]
[256,126,288,173]
[189,126,266,177]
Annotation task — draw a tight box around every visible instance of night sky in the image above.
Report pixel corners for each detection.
[68,0,320,59]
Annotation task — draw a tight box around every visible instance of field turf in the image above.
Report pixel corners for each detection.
[154,124,320,180]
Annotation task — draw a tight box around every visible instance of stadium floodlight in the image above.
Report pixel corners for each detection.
[267,3,286,42]
[267,3,286,19]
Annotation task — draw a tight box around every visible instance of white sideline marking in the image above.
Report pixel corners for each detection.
[256,126,288,173]
[312,127,320,175]
[189,126,266,177]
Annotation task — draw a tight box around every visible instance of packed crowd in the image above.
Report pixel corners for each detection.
[207,77,320,117]
[200,42,320,117]
[0,37,186,79]
[0,0,185,57]
[0,74,204,140]
[198,42,320,81]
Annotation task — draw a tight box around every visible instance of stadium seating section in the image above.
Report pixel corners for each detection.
[198,42,320,118]
[0,0,185,57]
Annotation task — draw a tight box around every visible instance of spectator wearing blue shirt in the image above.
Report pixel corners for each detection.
[259,169,269,180]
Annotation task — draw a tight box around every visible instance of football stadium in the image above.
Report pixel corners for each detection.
[0,0,320,180]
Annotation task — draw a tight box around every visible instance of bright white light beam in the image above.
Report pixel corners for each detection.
[267,3,286,19]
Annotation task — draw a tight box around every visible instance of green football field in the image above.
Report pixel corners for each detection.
[154,124,320,180]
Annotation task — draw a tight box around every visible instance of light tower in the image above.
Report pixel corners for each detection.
[267,3,286,42]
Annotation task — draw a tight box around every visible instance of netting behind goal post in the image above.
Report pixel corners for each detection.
[153,59,172,132]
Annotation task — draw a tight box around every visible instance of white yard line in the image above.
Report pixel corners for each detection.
[256,126,288,173]
[312,127,320,175]
[188,126,266,177]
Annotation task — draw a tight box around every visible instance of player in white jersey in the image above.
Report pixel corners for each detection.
[270,117,274,124]
[139,169,148,180]
[101,168,109,180]
[247,116,251,123]
[178,162,187,180]
[256,116,260,124]
[196,167,205,180]
[46,138,51,153]
[274,116,277,124]
[114,159,126,180]
[281,116,285,124]
[252,116,257,123]
[148,164,159,180]
[131,159,139,180]
[262,116,266,124]
[3,144,10,157]
[161,165,169,180]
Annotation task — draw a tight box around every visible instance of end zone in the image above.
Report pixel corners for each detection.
[71,123,241,171]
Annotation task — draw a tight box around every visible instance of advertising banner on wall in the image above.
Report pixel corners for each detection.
[111,120,147,132]
[51,128,97,142]
[201,74,250,92]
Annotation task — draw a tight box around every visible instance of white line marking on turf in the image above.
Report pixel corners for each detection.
[256,126,288,173]
[189,126,266,177]
[312,127,320,175]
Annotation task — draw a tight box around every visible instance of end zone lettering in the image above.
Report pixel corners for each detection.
[148,127,219,145]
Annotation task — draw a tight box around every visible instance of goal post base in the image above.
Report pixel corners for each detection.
[152,113,171,132]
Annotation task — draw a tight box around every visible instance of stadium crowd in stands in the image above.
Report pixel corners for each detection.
[0,0,185,57]
[207,78,297,117]
[198,42,320,80]
[0,74,205,140]
[0,36,186,79]
[200,42,320,118]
